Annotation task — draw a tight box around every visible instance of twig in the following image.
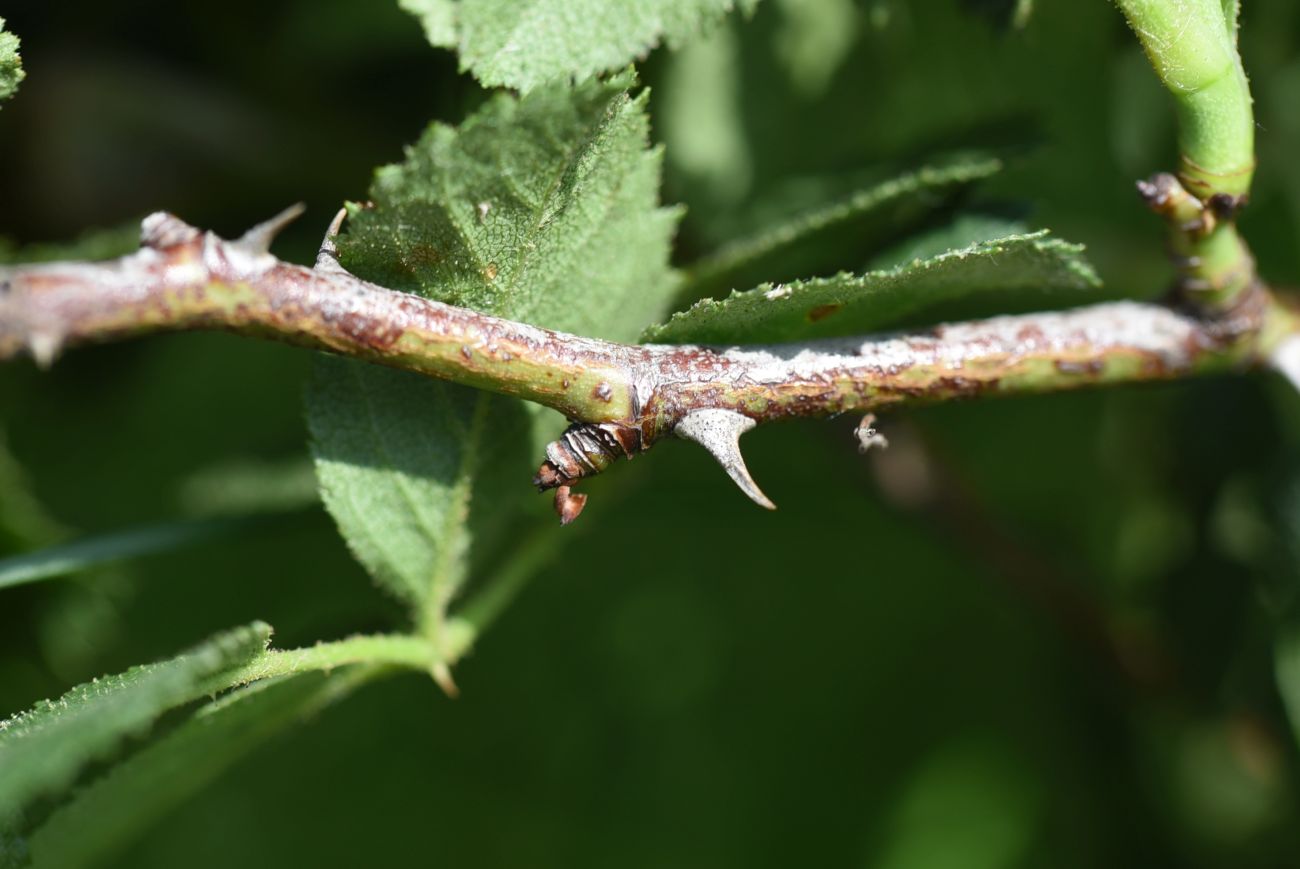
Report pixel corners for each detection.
[1,211,1295,520]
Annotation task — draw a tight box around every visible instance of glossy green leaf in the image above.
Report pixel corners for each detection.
[0,18,22,106]
[402,0,757,92]
[645,231,1100,345]
[0,623,271,830]
[308,75,679,635]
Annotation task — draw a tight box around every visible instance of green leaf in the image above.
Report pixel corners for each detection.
[0,430,65,552]
[960,0,1035,30]
[867,212,1029,270]
[681,155,1003,301]
[308,75,678,638]
[0,623,271,831]
[872,738,1039,869]
[25,669,377,869]
[0,221,141,266]
[644,231,1100,345]
[398,0,457,47]
[0,516,284,591]
[658,19,752,209]
[0,18,22,106]
[402,0,757,92]
[308,362,534,621]
[771,0,859,96]
[335,75,678,339]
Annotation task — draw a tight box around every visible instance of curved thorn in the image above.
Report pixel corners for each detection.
[235,203,306,254]
[315,207,350,273]
[430,661,459,698]
[1271,335,1300,394]
[674,409,776,510]
[140,212,201,249]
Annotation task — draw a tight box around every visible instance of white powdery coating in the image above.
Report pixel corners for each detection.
[707,301,1202,385]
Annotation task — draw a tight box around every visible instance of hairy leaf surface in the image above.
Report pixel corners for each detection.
[0,623,270,830]
[645,232,1100,345]
[308,76,678,634]
[26,670,373,869]
[401,0,757,92]
[682,155,1003,301]
[0,18,21,105]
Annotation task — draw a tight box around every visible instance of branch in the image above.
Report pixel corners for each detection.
[1115,0,1258,309]
[2,210,1295,520]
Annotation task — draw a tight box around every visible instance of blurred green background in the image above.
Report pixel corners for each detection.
[4,0,1300,865]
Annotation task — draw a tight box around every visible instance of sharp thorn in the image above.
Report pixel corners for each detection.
[235,203,306,254]
[1271,335,1300,395]
[315,207,351,273]
[28,331,62,369]
[140,212,201,249]
[430,661,460,698]
[674,409,776,510]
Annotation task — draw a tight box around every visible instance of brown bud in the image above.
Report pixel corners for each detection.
[554,485,587,525]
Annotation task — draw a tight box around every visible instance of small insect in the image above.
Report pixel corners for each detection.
[854,413,889,453]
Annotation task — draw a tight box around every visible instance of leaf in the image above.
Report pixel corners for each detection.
[336,75,678,339]
[399,0,457,47]
[25,669,377,869]
[308,75,679,636]
[308,362,533,619]
[682,155,1003,301]
[402,0,758,92]
[0,221,141,266]
[0,430,65,552]
[0,516,282,591]
[0,622,271,831]
[0,18,22,106]
[960,0,1035,31]
[644,231,1101,345]
[872,738,1039,869]
[658,18,752,209]
[867,212,1029,270]
[771,0,859,96]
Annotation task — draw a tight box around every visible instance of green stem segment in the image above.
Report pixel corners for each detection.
[1115,0,1254,198]
[1115,0,1258,309]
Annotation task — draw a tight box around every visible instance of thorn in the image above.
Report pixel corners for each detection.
[855,413,889,453]
[315,207,351,273]
[236,203,306,255]
[1272,335,1300,395]
[674,409,775,510]
[554,485,587,525]
[430,661,459,698]
[140,212,202,249]
[28,331,62,369]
